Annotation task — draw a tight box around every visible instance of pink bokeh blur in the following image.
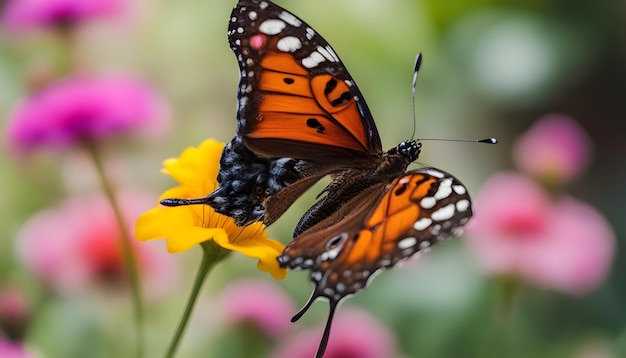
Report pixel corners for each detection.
[513,114,591,184]
[0,338,34,358]
[465,172,615,294]
[272,308,397,358]
[218,279,295,337]
[5,74,169,154]
[1,0,126,31]
[14,191,179,299]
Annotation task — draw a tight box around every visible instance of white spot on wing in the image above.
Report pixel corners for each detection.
[306,27,315,40]
[420,196,436,209]
[277,36,302,52]
[413,217,432,231]
[302,51,325,68]
[279,11,302,27]
[431,203,455,221]
[248,11,257,20]
[259,19,286,35]
[434,178,453,200]
[456,199,470,212]
[453,185,466,195]
[423,169,445,178]
[238,96,248,109]
[326,45,339,62]
[317,46,336,62]
[398,237,417,249]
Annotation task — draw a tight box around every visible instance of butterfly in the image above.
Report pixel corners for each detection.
[162,1,490,356]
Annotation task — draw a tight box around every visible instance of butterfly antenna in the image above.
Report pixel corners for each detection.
[418,137,498,144]
[410,53,423,141]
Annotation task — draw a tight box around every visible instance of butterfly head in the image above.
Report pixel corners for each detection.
[398,140,421,162]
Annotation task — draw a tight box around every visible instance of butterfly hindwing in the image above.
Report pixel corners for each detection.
[277,168,472,357]
[279,168,472,301]
[228,0,382,162]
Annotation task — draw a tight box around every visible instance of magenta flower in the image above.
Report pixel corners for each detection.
[1,0,125,32]
[465,172,615,294]
[218,279,295,337]
[14,191,179,298]
[272,309,397,358]
[5,75,169,154]
[0,338,34,358]
[513,114,591,184]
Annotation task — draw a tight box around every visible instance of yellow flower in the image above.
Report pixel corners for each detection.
[135,139,286,279]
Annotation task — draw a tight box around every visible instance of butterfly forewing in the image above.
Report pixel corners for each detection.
[228,0,382,162]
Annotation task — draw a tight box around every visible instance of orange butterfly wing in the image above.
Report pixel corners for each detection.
[278,168,472,357]
[280,168,472,298]
[228,0,382,162]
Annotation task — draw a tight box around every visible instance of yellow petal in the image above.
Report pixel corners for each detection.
[166,227,227,253]
[213,232,287,279]
[164,139,223,194]
[135,138,287,279]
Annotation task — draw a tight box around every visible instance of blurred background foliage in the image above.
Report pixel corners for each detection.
[1,0,624,357]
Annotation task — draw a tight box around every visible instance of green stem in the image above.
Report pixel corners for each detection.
[164,241,230,358]
[87,143,145,358]
[492,278,520,358]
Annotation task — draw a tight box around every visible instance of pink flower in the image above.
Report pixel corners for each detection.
[513,114,591,184]
[465,172,615,294]
[0,338,34,358]
[1,0,125,31]
[14,191,179,298]
[272,309,397,358]
[219,279,295,337]
[5,75,169,154]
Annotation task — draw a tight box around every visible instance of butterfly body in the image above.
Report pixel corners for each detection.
[168,1,477,356]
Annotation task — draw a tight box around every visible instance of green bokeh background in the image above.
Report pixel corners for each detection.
[1,0,624,357]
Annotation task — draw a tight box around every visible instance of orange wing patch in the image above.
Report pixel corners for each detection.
[311,75,370,151]
[259,52,308,75]
[342,173,446,266]
[245,52,373,155]
[247,112,366,153]
[259,71,312,97]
